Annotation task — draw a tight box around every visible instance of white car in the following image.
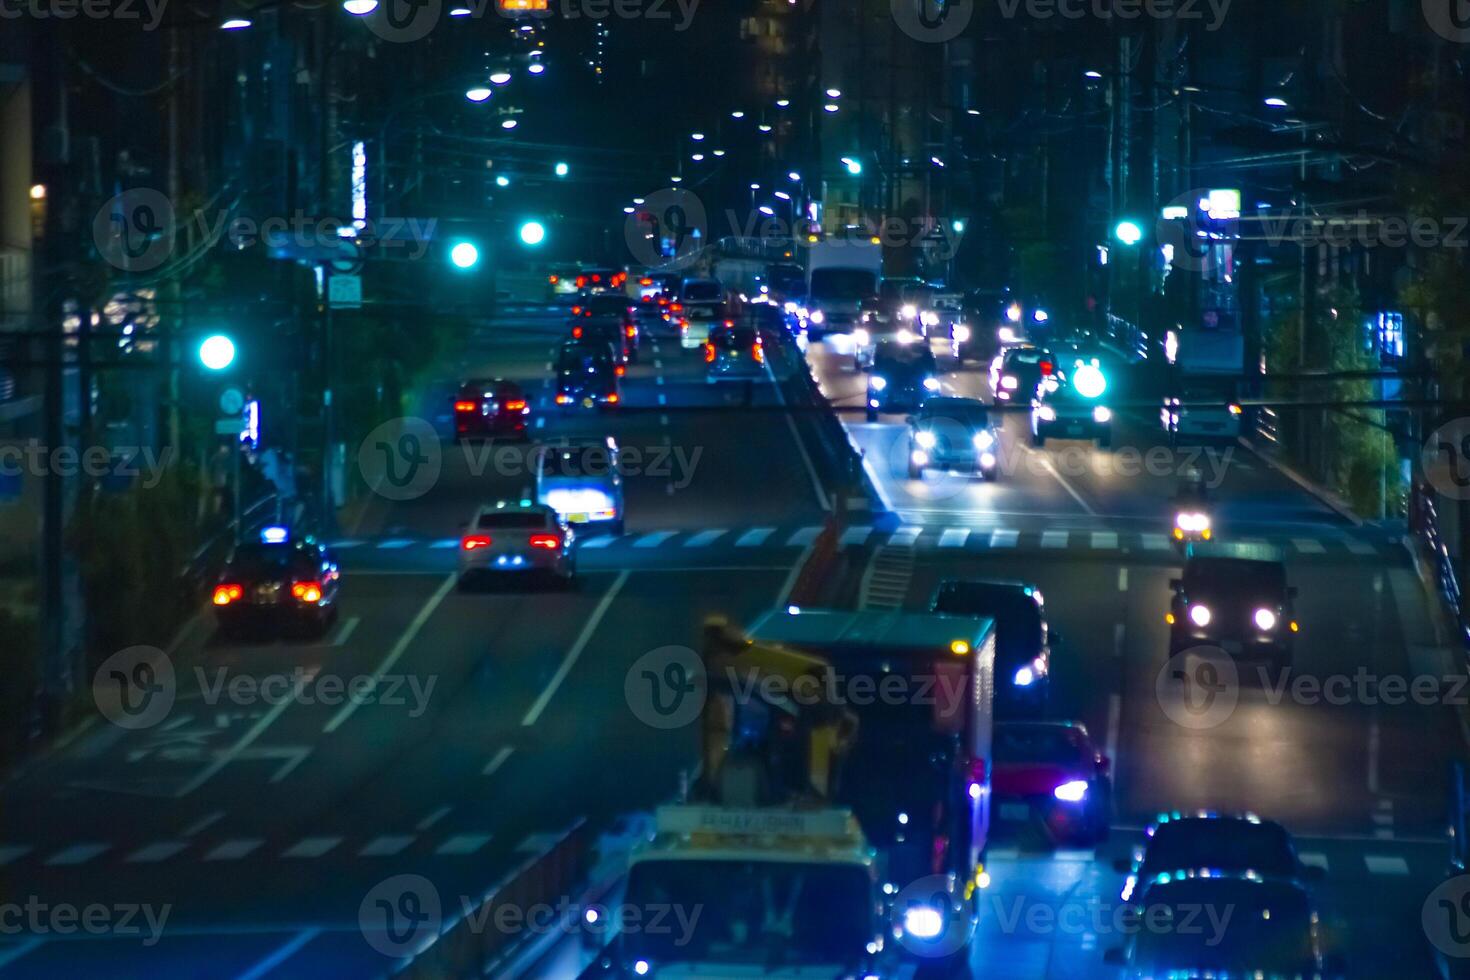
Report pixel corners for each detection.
[458,503,575,589]
[535,437,625,534]
[681,311,724,350]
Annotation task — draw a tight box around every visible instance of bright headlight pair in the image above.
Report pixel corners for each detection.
[1175,511,1211,532]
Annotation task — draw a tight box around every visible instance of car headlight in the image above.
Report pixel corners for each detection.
[980,451,996,468]
[921,311,939,327]
[1001,376,1019,390]
[853,328,870,345]
[1189,604,1212,627]
[902,905,945,940]
[809,309,824,324]
[1254,608,1278,631]
[973,429,995,449]
[923,377,941,392]
[916,430,937,449]
[1175,511,1211,532]
[1093,406,1112,423]
[1053,779,1089,803]
[1036,405,1057,421]
[1013,665,1036,687]
[870,375,887,391]
[911,450,929,465]
[998,326,1020,344]
[901,303,917,320]
[952,324,971,342]
[897,328,916,345]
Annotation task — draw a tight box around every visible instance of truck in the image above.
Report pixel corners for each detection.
[582,608,998,978]
[802,237,882,343]
[1160,309,1246,444]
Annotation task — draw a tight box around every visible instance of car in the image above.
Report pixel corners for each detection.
[705,321,766,382]
[574,266,623,296]
[905,397,999,481]
[575,295,640,360]
[546,263,582,300]
[458,502,576,589]
[635,272,679,307]
[1114,811,1322,905]
[1105,875,1342,979]
[678,276,725,315]
[535,436,625,534]
[1030,359,1111,447]
[212,527,341,637]
[452,378,531,441]
[865,340,939,421]
[681,308,724,350]
[931,578,1050,713]
[991,721,1111,844]
[1167,554,1297,668]
[1162,378,1244,444]
[853,301,925,371]
[554,341,621,410]
[989,345,1055,403]
[569,314,631,364]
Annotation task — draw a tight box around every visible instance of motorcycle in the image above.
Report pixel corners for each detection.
[1172,507,1213,553]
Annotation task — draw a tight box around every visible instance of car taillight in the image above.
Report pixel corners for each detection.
[592,274,602,283]
[615,364,626,376]
[549,275,559,284]
[1040,361,1054,376]
[724,320,734,327]
[658,296,669,306]
[291,581,324,604]
[640,277,652,286]
[606,393,620,404]
[504,399,527,411]
[575,276,586,288]
[572,326,584,338]
[461,534,492,551]
[671,303,683,312]
[704,342,716,363]
[213,584,243,606]
[454,400,477,412]
[625,325,637,337]
[753,343,765,363]
[555,394,572,405]
[529,533,561,550]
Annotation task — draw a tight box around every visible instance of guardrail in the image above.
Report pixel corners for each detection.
[1410,479,1470,652]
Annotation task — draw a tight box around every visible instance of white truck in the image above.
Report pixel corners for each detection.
[1160,320,1246,443]
[802,238,882,344]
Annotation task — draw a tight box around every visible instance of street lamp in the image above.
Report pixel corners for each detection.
[220,17,252,29]
[841,157,862,175]
[465,87,492,103]
[501,119,518,130]
[490,71,512,85]
[496,175,511,187]
[787,171,801,182]
[527,63,546,75]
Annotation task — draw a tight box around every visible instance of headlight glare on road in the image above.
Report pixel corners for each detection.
[897,328,917,345]
[923,377,941,392]
[1093,405,1112,423]
[1189,604,1212,627]
[916,430,937,449]
[870,375,887,391]
[1053,779,1089,803]
[973,429,995,449]
[1254,607,1278,631]
[902,905,945,940]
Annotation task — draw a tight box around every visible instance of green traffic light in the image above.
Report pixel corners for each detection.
[450,241,480,269]
[199,334,236,371]
[554,162,569,177]
[519,221,546,246]
[1113,220,1143,246]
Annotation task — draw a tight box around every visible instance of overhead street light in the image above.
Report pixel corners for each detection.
[466,87,492,103]
[841,157,862,175]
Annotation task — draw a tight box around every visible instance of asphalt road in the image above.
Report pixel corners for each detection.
[0,313,1461,979]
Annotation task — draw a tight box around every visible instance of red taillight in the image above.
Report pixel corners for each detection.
[753,343,765,364]
[606,393,620,404]
[454,400,477,412]
[291,581,324,604]
[615,364,626,376]
[575,276,587,288]
[461,534,492,551]
[529,533,561,550]
[571,305,582,315]
[213,584,243,606]
[504,399,527,411]
[658,296,668,306]
[1040,361,1054,376]
[592,274,602,283]
[671,303,683,312]
[549,275,559,284]
[640,277,652,286]
[704,342,716,363]
[625,325,637,338]
[572,326,584,338]
[555,394,572,405]
[724,320,734,328]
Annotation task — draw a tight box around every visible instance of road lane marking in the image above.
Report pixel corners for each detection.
[1106,692,1121,770]
[1041,530,1069,548]
[766,359,831,511]
[126,841,187,863]
[1364,855,1409,875]
[655,375,665,386]
[430,538,460,549]
[179,686,298,796]
[634,531,678,548]
[787,526,823,547]
[578,535,617,548]
[939,528,970,548]
[330,540,366,549]
[1292,538,1325,554]
[1368,719,1381,795]
[735,528,775,547]
[45,843,108,866]
[522,570,630,727]
[237,929,324,980]
[1298,851,1328,871]
[1091,531,1118,550]
[684,529,726,547]
[360,835,415,857]
[889,526,923,546]
[1117,567,1128,591]
[535,417,546,429]
[324,573,457,734]
[377,539,413,549]
[1035,454,1096,515]
[205,839,262,861]
[330,615,360,647]
[1346,538,1377,555]
[283,837,341,858]
[437,834,492,855]
[1140,533,1171,551]
[840,526,873,546]
[989,529,1018,548]
[657,393,667,405]
[417,806,453,830]
[1113,623,1126,657]
[483,746,515,777]
[182,811,224,836]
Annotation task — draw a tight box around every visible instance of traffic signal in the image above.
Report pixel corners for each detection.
[554,162,569,177]
[449,241,481,269]
[1113,220,1143,246]
[519,221,546,246]
[198,334,236,371]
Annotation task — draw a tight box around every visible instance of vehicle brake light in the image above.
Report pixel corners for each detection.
[658,296,668,306]
[626,325,637,338]
[575,276,587,288]
[213,584,243,606]
[461,534,492,551]
[529,533,561,550]
[572,326,584,338]
[555,394,572,405]
[1040,361,1054,376]
[504,399,527,411]
[549,275,559,284]
[572,305,582,315]
[753,343,765,364]
[615,364,626,376]
[606,393,620,404]
[454,400,477,412]
[291,581,324,604]
[592,274,602,282]
[671,303,683,312]
[640,277,652,286]
[724,320,734,327]
[704,342,715,363]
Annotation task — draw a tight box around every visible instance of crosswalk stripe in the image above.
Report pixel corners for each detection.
[578,535,617,549]
[45,843,109,866]
[0,845,31,866]
[1298,851,1329,871]
[1140,533,1171,551]
[1091,531,1118,550]
[376,539,413,550]
[1345,538,1378,556]
[683,529,726,548]
[359,835,415,857]
[787,526,823,547]
[1041,530,1069,548]
[840,526,873,546]
[890,526,922,546]
[283,837,342,859]
[1292,538,1326,554]
[330,540,366,549]
[735,528,775,547]
[204,839,262,861]
[939,528,970,548]
[429,539,460,549]
[126,842,187,864]
[634,531,678,548]
[1364,855,1409,875]
[990,529,1018,548]
[436,834,493,856]
[1053,849,1095,862]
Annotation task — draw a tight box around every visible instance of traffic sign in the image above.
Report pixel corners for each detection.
[218,387,245,415]
[215,418,245,436]
[329,274,362,309]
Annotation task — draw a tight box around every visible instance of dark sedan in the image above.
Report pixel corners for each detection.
[213,528,341,638]
[453,378,531,441]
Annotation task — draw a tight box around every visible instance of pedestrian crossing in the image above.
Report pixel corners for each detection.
[329,525,1398,559]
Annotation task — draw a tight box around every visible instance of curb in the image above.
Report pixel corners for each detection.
[1236,436,1363,527]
